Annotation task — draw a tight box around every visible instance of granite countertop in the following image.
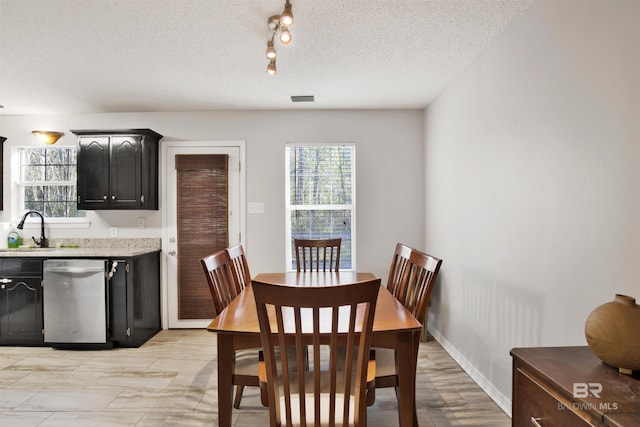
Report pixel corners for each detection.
[0,238,161,258]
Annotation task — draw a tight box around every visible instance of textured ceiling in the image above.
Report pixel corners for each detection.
[0,0,535,115]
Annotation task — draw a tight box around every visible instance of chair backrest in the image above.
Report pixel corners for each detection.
[294,238,342,272]
[389,245,442,324]
[253,278,380,427]
[226,243,251,292]
[386,243,413,295]
[200,249,238,315]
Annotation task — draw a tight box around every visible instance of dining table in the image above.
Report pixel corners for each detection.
[207,271,423,427]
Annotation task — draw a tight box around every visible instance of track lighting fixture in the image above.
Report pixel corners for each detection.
[265,40,277,59]
[266,59,277,75]
[279,27,292,44]
[280,1,293,26]
[265,0,294,75]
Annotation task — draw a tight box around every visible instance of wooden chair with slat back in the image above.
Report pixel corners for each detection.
[294,238,342,272]
[371,244,443,400]
[226,243,251,292]
[254,278,380,427]
[200,249,263,409]
[385,243,413,296]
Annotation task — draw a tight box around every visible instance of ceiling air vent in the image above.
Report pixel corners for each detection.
[290,95,315,103]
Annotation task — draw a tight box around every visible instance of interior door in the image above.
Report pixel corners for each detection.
[164,142,244,329]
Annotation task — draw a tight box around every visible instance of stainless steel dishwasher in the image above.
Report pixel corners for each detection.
[42,259,112,349]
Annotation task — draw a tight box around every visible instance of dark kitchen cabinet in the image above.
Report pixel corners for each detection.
[1,136,5,210]
[0,259,44,346]
[109,251,160,347]
[72,129,162,210]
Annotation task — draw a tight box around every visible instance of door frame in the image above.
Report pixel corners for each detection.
[160,140,246,329]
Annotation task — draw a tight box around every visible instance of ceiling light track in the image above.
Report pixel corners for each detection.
[265,0,294,75]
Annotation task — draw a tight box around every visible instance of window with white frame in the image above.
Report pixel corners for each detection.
[18,147,84,218]
[285,144,355,270]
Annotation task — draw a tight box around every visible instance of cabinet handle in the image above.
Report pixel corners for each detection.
[530,417,543,427]
[103,195,108,200]
[0,278,12,284]
[112,195,116,200]
[107,261,119,279]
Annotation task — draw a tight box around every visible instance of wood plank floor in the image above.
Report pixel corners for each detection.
[0,329,510,426]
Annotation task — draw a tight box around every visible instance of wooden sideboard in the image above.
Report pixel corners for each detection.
[511,346,640,427]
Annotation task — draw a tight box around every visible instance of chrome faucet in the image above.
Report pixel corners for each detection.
[17,210,48,248]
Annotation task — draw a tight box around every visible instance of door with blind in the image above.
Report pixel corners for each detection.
[164,143,244,329]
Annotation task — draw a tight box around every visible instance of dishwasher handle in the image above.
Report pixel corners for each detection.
[44,266,106,274]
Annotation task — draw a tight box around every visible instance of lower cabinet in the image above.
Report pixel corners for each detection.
[0,252,160,348]
[109,251,161,347]
[0,259,44,346]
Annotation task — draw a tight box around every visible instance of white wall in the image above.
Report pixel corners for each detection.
[424,0,640,415]
[1,109,425,278]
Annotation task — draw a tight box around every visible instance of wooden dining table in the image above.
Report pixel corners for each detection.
[207,271,423,427]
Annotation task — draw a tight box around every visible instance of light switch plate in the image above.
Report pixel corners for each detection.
[248,202,265,214]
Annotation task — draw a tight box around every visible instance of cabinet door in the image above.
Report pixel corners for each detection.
[513,367,596,427]
[108,258,131,344]
[0,136,5,210]
[108,253,160,347]
[77,136,110,209]
[110,136,142,208]
[0,277,43,345]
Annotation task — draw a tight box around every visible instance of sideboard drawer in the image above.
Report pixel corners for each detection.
[513,367,595,427]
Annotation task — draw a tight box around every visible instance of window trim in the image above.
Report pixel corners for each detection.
[284,142,356,271]
[12,145,90,228]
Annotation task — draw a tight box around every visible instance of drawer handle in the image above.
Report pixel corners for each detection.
[531,417,543,427]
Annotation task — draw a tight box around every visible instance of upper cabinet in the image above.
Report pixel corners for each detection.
[0,136,5,211]
[71,129,162,210]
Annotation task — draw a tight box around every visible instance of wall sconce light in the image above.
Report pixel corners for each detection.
[32,130,64,145]
[265,0,294,75]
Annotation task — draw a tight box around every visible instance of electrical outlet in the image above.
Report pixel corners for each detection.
[110,227,118,237]
[248,202,265,214]
[138,217,145,229]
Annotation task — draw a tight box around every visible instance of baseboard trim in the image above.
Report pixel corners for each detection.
[427,326,512,418]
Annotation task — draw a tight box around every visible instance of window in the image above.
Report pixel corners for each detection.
[18,147,84,218]
[285,144,355,270]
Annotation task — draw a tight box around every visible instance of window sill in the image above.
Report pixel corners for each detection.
[18,219,91,229]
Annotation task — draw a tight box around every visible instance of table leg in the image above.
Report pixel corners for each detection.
[396,330,420,427]
[217,334,234,427]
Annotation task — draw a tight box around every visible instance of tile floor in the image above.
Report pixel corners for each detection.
[0,329,510,426]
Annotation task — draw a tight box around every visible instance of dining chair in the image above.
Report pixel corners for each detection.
[200,249,263,409]
[253,278,380,427]
[373,245,443,393]
[385,243,413,296]
[226,243,251,293]
[294,237,342,272]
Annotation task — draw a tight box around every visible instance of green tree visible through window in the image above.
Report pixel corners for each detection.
[19,147,84,218]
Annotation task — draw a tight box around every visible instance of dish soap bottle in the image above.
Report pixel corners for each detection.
[7,225,22,248]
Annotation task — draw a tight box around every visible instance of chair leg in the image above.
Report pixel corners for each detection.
[260,382,269,407]
[366,381,376,406]
[233,385,244,409]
